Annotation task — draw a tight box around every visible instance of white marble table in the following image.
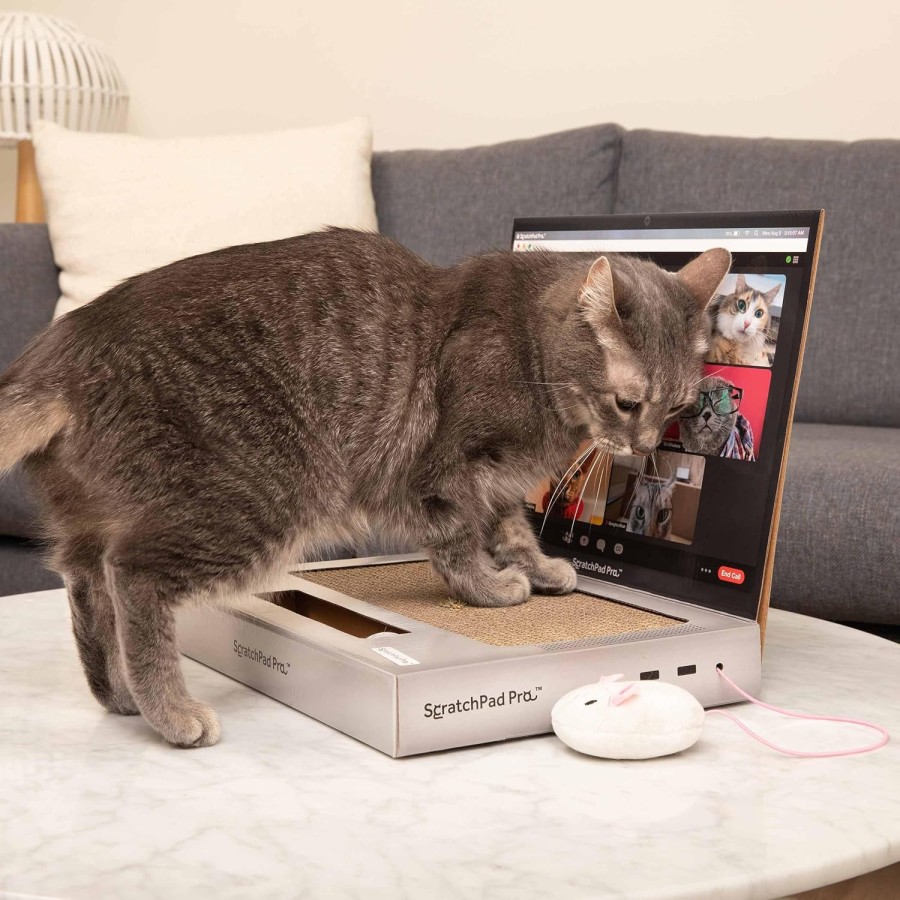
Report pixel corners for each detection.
[1,592,898,900]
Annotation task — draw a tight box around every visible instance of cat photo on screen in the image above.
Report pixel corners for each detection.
[541,469,585,521]
[708,273,784,368]
[678,375,755,460]
[661,364,770,462]
[607,450,704,544]
[626,473,677,539]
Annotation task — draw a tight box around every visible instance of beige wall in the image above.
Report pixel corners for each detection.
[2,0,899,222]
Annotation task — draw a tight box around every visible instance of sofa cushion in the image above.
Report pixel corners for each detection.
[372,124,623,266]
[613,129,900,429]
[772,423,900,623]
[0,225,59,372]
[0,224,58,538]
[0,469,39,540]
[0,537,62,597]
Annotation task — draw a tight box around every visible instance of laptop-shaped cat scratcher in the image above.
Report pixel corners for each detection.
[177,209,823,756]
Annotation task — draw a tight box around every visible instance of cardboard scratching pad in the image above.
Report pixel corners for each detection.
[298,561,680,647]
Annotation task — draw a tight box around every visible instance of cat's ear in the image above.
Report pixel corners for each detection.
[762,283,780,305]
[579,257,621,325]
[734,273,748,293]
[678,249,732,310]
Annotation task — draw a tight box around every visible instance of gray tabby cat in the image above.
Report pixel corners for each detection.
[0,229,729,747]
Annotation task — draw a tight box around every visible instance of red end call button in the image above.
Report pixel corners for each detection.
[718,565,745,585]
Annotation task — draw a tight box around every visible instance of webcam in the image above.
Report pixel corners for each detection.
[643,216,652,226]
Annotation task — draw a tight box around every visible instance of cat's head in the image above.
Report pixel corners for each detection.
[677,374,740,455]
[550,249,731,455]
[626,472,676,539]
[715,274,777,344]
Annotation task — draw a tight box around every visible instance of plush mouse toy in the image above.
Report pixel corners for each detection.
[551,674,705,759]
[553,673,889,760]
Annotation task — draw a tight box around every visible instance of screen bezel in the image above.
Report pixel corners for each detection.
[510,209,824,622]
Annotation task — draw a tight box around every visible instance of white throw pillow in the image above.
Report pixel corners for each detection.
[32,118,378,318]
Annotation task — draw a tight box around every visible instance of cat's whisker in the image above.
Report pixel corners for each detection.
[533,401,581,413]
[537,403,581,412]
[690,365,729,388]
[541,443,597,533]
[582,450,606,532]
[526,380,582,415]
[587,449,611,540]
[594,436,621,459]
[546,443,595,507]
[569,448,603,542]
[540,442,596,536]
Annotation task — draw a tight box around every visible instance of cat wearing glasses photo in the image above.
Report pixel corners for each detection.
[679,375,756,460]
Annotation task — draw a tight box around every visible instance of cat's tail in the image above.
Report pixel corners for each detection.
[0,334,70,474]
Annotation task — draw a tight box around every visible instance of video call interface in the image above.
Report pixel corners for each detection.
[512,214,819,618]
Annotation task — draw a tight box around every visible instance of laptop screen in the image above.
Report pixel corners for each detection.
[511,210,823,621]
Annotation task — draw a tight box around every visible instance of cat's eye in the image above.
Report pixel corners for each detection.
[635,506,645,520]
[658,509,671,524]
[616,397,639,413]
[737,299,747,312]
[754,309,764,318]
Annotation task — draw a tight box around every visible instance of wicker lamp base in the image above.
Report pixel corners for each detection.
[15,140,45,223]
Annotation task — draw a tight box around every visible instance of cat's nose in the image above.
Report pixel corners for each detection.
[633,443,655,456]
[702,410,712,422]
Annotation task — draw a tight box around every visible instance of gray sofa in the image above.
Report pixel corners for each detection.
[2,123,898,625]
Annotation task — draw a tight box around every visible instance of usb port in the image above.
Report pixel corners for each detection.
[677,665,697,676]
[639,670,659,680]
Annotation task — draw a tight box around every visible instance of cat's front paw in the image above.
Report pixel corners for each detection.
[452,567,531,608]
[528,556,577,595]
[145,699,222,749]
